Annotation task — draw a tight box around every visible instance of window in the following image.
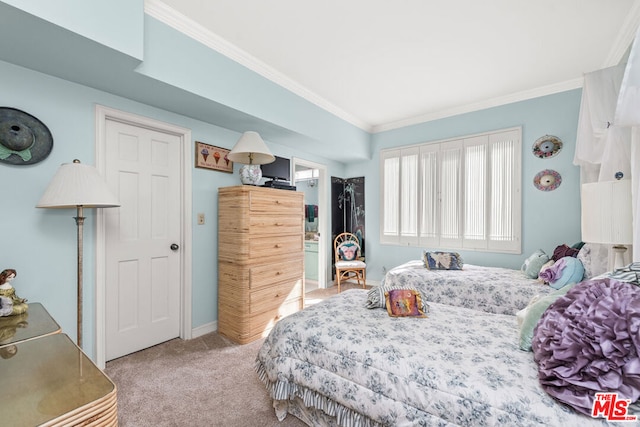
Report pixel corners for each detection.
[380,127,521,253]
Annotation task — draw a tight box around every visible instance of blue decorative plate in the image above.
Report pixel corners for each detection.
[532,135,562,159]
[534,169,561,191]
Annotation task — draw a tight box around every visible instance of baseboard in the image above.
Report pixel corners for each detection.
[192,321,217,338]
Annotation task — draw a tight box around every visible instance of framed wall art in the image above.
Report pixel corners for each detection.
[195,141,233,173]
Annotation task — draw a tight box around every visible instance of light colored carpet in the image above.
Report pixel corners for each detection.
[105,282,370,426]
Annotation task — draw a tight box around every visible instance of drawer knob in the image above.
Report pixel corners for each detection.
[275,244,282,248]
[274,222,283,226]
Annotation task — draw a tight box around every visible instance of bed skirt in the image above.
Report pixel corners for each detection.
[256,360,381,427]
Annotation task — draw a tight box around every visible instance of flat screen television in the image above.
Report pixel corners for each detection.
[261,156,291,182]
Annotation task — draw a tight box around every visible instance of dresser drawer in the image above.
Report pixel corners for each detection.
[249,297,302,339]
[249,234,303,259]
[250,260,302,291]
[250,280,303,314]
[249,191,302,215]
[218,297,302,344]
[250,215,302,236]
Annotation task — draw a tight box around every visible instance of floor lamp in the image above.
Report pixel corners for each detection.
[36,160,120,349]
[581,178,633,270]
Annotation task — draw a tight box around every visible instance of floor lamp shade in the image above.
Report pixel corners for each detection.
[36,160,119,349]
[581,179,632,269]
[227,131,275,185]
[36,160,120,208]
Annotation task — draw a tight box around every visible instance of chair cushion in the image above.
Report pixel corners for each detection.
[335,260,366,268]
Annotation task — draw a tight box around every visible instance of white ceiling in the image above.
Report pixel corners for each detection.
[156,0,640,133]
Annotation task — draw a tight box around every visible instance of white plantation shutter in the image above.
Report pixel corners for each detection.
[420,145,438,246]
[400,147,419,244]
[463,136,488,249]
[488,129,521,252]
[439,141,463,248]
[381,150,400,244]
[380,127,521,253]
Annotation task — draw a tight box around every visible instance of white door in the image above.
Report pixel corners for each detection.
[103,119,182,361]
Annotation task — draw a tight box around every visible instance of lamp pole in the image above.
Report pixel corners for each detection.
[74,205,85,349]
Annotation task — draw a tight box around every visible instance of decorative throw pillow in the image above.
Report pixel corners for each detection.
[516,282,577,351]
[571,241,585,250]
[538,256,584,290]
[521,249,549,279]
[338,241,358,261]
[366,284,430,313]
[384,289,427,318]
[577,243,608,279]
[537,259,555,283]
[597,262,640,286]
[423,251,463,270]
[532,278,640,415]
[551,244,580,261]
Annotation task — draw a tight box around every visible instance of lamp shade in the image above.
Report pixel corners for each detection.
[227,131,275,165]
[581,179,632,245]
[36,160,120,208]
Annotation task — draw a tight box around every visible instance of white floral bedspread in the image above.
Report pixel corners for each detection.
[381,260,552,315]
[256,290,618,427]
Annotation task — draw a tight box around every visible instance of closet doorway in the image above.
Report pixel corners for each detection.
[293,158,328,291]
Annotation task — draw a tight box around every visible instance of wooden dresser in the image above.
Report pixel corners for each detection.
[218,185,304,344]
[0,304,117,427]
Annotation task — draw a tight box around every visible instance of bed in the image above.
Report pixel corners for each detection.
[256,287,635,426]
[379,260,553,315]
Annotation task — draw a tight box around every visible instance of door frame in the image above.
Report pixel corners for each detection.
[292,157,328,288]
[94,105,193,368]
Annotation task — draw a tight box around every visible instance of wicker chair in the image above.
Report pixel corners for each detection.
[334,232,366,293]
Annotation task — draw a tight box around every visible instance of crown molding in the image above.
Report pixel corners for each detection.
[144,0,637,136]
[144,0,371,131]
[372,78,584,133]
[603,1,640,67]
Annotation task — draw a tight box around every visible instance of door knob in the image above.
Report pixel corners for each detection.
[170,243,179,251]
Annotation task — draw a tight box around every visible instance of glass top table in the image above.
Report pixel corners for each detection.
[0,302,61,348]
[0,333,117,426]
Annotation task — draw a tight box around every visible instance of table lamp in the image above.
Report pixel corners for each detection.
[36,159,120,348]
[581,178,632,270]
[227,131,275,185]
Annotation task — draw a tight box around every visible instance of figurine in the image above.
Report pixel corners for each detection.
[0,269,28,316]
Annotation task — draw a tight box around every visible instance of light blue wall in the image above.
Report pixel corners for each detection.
[139,16,370,160]
[0,1,586,361]
[0,59,346,358]
[348,90,583,277]
[2,0,144,59]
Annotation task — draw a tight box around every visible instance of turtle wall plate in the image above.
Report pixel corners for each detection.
[0,107,53,165]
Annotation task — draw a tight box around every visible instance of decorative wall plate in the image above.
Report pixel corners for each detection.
[532,135,562,159]
[534,169,561,191]
[0,107,53,165]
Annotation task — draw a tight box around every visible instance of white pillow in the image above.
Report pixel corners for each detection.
[577,243,608,279]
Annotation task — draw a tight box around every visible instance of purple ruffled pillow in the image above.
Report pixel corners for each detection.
[531,278,640,415]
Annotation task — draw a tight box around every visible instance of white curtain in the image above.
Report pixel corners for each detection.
[574,64,630,183]
[574,63,633,268]
[615,26,640,261]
